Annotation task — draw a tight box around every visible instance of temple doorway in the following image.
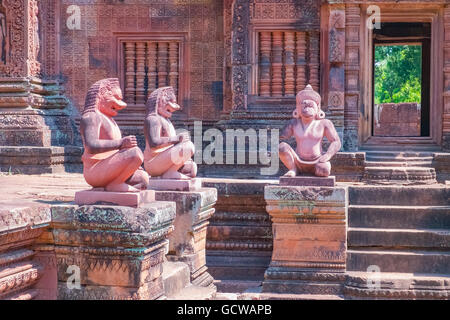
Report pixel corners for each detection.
[372,22,431,138]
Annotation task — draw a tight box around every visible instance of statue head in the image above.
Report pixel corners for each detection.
[293,84,325,120]
[146,86,180,118]
[83,78,126,117]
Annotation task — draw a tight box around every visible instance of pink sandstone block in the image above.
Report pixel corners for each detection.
[147,178,201,191]
[74,190,155,207]
[279,176,336,187]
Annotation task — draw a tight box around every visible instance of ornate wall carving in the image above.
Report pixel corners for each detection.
[343,4,360,151]
[443,5,450,150]
[231,0,250,111]
[0,0,26,77]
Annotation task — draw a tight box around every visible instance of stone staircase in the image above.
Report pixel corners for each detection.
[344,185,450,299]
[162,261,216,300]
[362,151,438,184]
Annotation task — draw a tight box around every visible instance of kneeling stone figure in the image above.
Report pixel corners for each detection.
[279,84,341,177]
[143,87,197,180]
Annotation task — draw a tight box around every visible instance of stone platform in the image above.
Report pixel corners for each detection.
[1,174,449,300]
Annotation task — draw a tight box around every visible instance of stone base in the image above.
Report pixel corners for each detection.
[263,269,346,295]
[147,178,201,191]
[74,190,155,207]
[344,272,450,300]
[263,185,348,295]
[279,175,336,187]
[51,202,176,300]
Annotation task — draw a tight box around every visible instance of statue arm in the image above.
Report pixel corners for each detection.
[81,115,123,153]
[280,120,294,141]
[319,119,342,163]
[144,116,178,148]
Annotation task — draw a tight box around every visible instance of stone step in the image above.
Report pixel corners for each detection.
[214,279,263,293]
[364,161,433,167]
[349,205,450,229]
[162,261,191,298]
[348,227,450,249]
[362,166,437,185]
[344,272,449,300]
[347,249,450,274]
[365,151,434,158]
[214,292,344,300]
[166,284,216,300]
[348,186,450,206]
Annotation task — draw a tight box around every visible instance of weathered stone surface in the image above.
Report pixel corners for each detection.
[147,178,201,191]
[74,190,155,207]
[0,204,51,300]
[374,103,421,137]
[49,202,176,300]
[263,185,347,295]
[280,176,336,187]
[155,188,217,288]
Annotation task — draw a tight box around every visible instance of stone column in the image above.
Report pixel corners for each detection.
[327,6,346,147]
[48,202,176,300]
[155,188,217,288]
[263,185,348,295]
[443,5,450,151]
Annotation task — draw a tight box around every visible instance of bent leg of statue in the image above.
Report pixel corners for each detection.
[126,167,150,190]
[180,159,197,178]
[85,147,144,192]
[315,161,331,177]
[146,141,195,179]
[279,142,300,177]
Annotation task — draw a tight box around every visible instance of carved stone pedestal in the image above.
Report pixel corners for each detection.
[263,185,348,295]
[0,204,51,300]
[155,188,217,288]
[48,202,176,300]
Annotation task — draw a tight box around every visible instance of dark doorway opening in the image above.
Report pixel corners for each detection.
[372,22,431,137]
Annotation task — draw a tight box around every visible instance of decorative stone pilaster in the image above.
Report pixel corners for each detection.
[49,202,176,300]
[443,5,450,151]
[155,188,217,288]
[343,4,360,151]
[0,0,81,174]
[327,6,346,147]
[263,185,348,295]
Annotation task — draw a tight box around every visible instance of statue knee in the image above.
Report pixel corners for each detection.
[129,146,144,163]
[279,142,290,154]
[182,140,195,156]
[315,162,331,177]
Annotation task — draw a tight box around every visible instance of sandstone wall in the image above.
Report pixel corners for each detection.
[374,103,421,137]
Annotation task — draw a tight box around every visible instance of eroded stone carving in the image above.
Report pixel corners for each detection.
[143,86,197,180]
[279,84,341,177]
[80,78,149,192]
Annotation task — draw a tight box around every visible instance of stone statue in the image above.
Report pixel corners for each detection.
[80,78,149,192]
[279,84,341,177]
[143,87,197,180]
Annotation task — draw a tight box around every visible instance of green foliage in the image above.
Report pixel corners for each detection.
[374,45,422,104]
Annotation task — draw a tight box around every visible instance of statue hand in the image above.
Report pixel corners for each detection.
[318,153,332,163]
[120,135,138,149]
[177,132,190,143]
